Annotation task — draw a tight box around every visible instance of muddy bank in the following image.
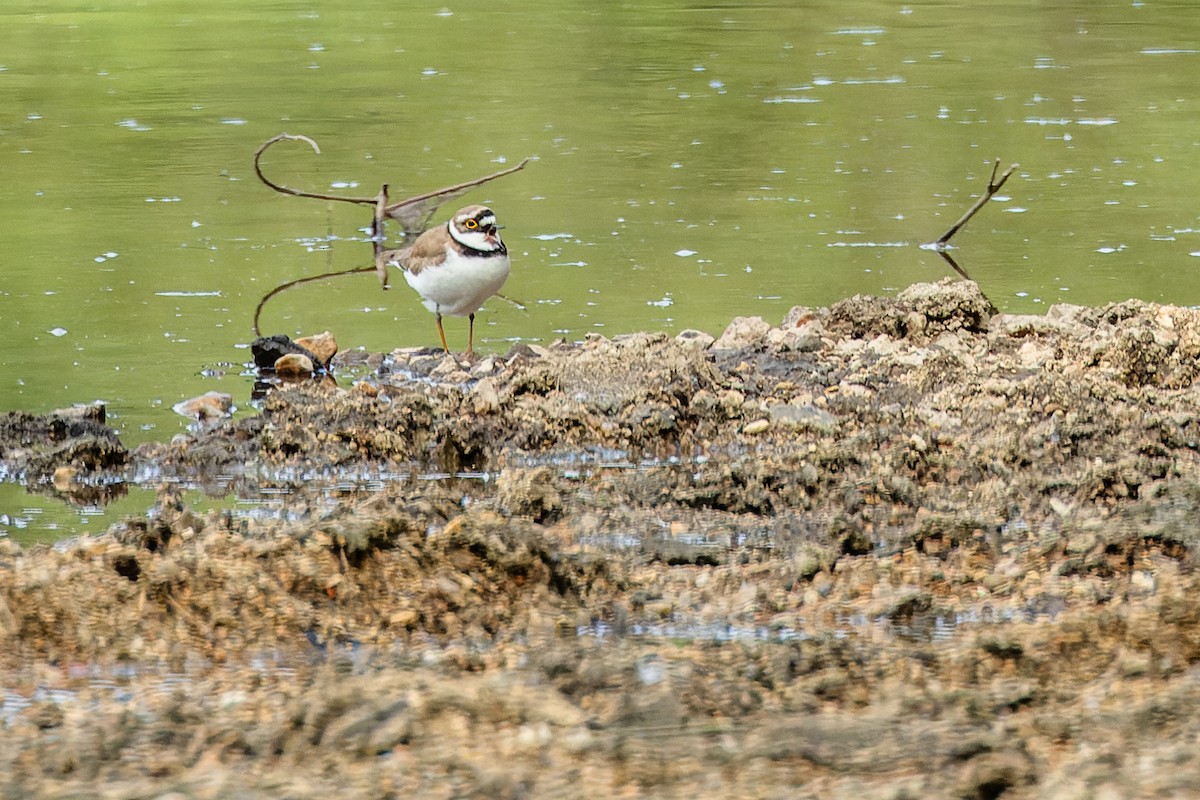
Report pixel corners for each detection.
[3,279,1200,798]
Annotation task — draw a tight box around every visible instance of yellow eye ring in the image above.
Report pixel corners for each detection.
[464,219,479,230]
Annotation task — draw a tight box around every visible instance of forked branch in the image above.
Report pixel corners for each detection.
[250,133,532,333]
[930,159,1018,249]
[253,133,530,234]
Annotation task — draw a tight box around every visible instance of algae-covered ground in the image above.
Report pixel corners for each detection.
[3,280,1200,799]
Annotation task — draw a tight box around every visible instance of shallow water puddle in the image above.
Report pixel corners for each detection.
[574,602,1056,648]
[0,464,503,545]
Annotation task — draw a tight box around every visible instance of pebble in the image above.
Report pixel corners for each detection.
[471,356,498,376]
[172,391,234,421]
[274,353,315,378]
[675,329,715,349]
[742,418,770,435]
[295,330,338,366]
[52,466,79,491]
[472,377,501,414]
[713,315,771,349]
[769,402,837,433]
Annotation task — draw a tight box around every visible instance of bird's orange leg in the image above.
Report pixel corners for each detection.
[436,313,450,354]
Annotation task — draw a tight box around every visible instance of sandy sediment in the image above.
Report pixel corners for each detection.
[2,279,1200,798]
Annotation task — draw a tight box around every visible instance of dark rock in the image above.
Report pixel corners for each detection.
[251,333,323,371]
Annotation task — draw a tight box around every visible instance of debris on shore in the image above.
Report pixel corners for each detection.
[3,279,1200,799]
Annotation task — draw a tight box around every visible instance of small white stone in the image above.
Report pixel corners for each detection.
[742,418,770,435]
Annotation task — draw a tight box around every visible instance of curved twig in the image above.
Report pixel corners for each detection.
[253,265,375,337]
[254,133,378,207]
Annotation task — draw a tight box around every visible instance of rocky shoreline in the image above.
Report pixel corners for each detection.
[2,279,1200,799]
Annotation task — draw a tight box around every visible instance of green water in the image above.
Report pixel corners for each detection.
[3,0,1200,538]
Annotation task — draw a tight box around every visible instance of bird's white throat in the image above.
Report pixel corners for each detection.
[449,222,502,252]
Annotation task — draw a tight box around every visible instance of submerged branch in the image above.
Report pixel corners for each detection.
[935,248,971,281]
[930,159,1018,249]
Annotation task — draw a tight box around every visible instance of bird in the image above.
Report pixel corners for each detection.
[382,204,510,358]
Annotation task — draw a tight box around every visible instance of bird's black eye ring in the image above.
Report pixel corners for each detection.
[464,219,479,230]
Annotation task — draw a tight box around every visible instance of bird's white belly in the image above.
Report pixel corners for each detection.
[403,247,511,317]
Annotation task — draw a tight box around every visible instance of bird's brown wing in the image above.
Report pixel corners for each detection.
[382,226,450,277]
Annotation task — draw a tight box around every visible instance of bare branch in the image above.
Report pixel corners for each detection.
[494,293,527,311]
[383,158,531,235]
[254,133,531,228]
[373,184,391,289]
[250,134,533,335]
[253,133,375,205]
[252,265,374,337]
[930,159,1019,249]
[934,248,971,280]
